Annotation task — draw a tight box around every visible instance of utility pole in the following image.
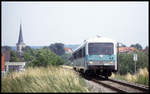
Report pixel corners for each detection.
[117,42,120,74]
[133,54,137,73]
[117,42,125,74]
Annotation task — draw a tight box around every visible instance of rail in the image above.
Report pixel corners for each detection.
[62,66,149,93]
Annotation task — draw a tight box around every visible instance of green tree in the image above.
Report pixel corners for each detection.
[28,48,65,67]
[130,43,143,51]
[49,43,65,56]
[61,53,72,66]
[143,46,148,56]
[2,46,12,51]
[119,51,148,75]
[120,44,126,47]
[23,52,34,62]
[23,46,35,62]
[136,51,149,70]
[119,53,134,75]
[10,50,20,62]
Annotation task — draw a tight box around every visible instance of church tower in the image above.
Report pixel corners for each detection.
[16,23,26,54]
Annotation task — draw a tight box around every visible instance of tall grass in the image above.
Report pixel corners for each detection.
[2,66,89,93]
[111,67,149,86]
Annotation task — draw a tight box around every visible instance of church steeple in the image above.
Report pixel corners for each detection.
[16,23,26,54]
[18,24,24,44]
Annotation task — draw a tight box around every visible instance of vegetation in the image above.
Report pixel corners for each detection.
[10,50,20,62]
[23,44,72,67]
[112,45,149,86]
[111,67,149,86]
[2,66,89,92]
[143,46,149,56]
[49,43,65,56]
[2,46,12,51]
[120,43,127,47]
[25,48,65,67]
[61,53,73,66]
[130,43,143,51]
[119,51,148,75]
[2,43,148,88]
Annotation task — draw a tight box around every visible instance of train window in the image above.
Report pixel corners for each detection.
[74,47,85,59]
[88,43,114,55]
[73,53,76,59]
[76,52,78,59]
[74,53,77,59]
[78,49,81,58]
[77,49,82,58]
[73,53,75,59]
[80,49,82,58]
[82,47,85,57]
[77,50,79,58]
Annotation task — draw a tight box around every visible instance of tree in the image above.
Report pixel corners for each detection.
[61,53,72,66]
[27,48,65,67]
[2,46,12,52]
[130,43,143,51]
[49,43,65,56]
[22,46,32,52]
[119,51,148,75]
[10,50,20,62]
[143,46,149,56]
[23,52,34,62]
[119,53,135,75]
[121,44,126,47]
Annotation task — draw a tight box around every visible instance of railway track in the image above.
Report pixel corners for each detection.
[108,78,149,93]
[62,66,149,93]
[82,74,149,93]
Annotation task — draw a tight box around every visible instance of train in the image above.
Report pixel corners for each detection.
[72,36,118,79]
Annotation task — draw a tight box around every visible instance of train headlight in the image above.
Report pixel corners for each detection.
[110,61,113,64]
[99,55,103,58]
[89,61,93,64]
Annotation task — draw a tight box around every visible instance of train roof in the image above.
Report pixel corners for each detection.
[73,36,116,53]
[86,36,116,43]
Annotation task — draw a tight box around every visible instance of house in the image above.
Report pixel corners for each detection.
[5,62,26,72]
[64,48,73,54]
[1,53,5,77]
[118,47,139,53]
[1,50,26,77]
[2,48,10,62]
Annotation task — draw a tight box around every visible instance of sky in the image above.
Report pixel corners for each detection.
[2,1,149,48]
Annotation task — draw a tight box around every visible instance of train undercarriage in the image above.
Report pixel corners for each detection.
[74,65,116,79]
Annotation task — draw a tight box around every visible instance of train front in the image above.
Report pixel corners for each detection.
[86,41,117,78]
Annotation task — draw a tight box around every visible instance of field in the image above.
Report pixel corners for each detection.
[2,66,89,93]
[110,67,149,86]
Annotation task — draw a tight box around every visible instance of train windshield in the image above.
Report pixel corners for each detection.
[88,43,114,55]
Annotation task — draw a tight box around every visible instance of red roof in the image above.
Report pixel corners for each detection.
[64,48,73,52]
[1,54,5,71]
[118,47,138,53]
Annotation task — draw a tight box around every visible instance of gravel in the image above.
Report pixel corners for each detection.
[85,79,117,93]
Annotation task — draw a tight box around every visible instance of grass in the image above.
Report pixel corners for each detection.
[2,66,89,93]
[61,65,73,69]
[110,67,149,86]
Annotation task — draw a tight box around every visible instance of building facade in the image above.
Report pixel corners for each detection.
[5,62,26,72]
